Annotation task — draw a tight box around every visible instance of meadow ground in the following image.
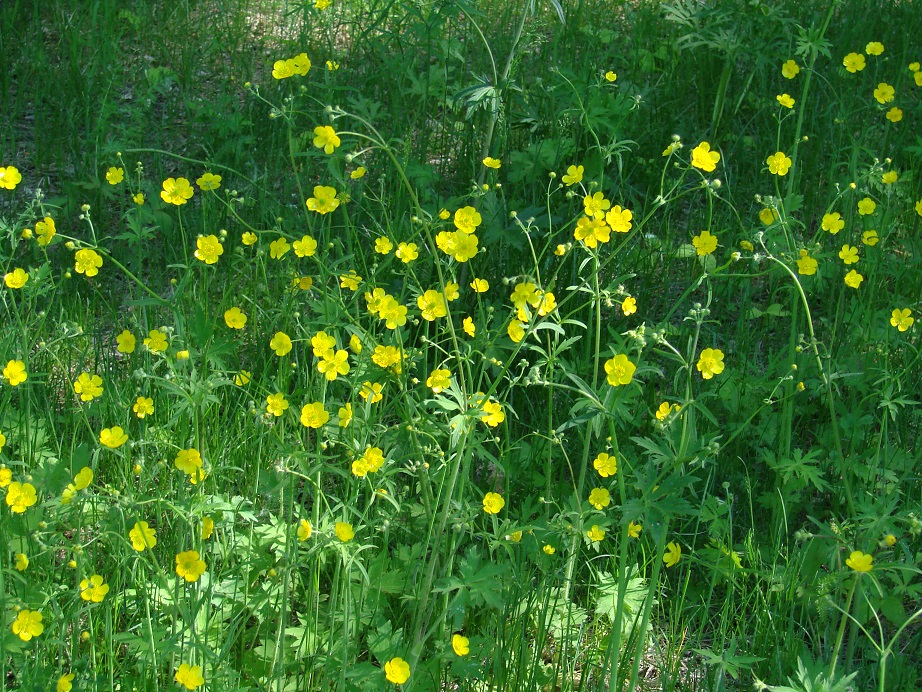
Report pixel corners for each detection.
[1,0,921,690]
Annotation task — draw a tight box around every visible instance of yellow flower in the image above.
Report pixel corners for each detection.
[144,329,168,353]
[266,393,290,417]
[129,521,157,551]
[318,350,350,381]
[338,403,353,427]
[105,166,124,185]
[4,268,29,289]
[3,360,27,386]
[375,237,393,254]
[604,354,635,386]
[6,481,37,513]
[890,308,914,332]
[234,370,251,386]
[359,381,384,403]
[385,657,410,684]
[587,525,605,542]
[57,673,75,692]
[605,205,633,233]
[201,516,215,540]
[133,193,145,205]
[507,319,526,343]
[562,165,583,186]
[80,574,110,602]
[14,553,28,571]
[298,519,312,541]
[781,59,800,79]
[175,550,207,582]
[270,237,290,260]
[340,270,362,290]
[884,534,897,547]
[196,172,221,190]
[583,191,611,219]
[573,216,610,248]
[351,166,366,179]
[866,42,884,56]
[844,269,864,289]
[242,231,257,245]
[882,171,898,185]
[313,125,341,154]
[116,330,136,353]
[766,151,792,176]
[454,206,482,233]
[270,331,293,356]
[663,541,682,568]
[395,242,419,263]
[873,82,895,104]
[335,521,355,542]
[605,70,617,82]
[482,157,501,169]
[160,177,194,205]
[300,402,330,428]
[444,282,460,301]
[796,250,818,276]
[480,399,504,427]
[73,372,103,401]
[776,93,795,108]
[621,296,636,316]
[588,487,610,510]
[194,234,223,264]
[628,521,642,538]
[845,550,873,572]
[306,185,340,214]
[463,317,476,337]
[482,491,505,514]
[74,248,103,277]
[593,452,617,477]
[471,277,489,293]
[0,165,23,190]
[224,306,247,329]
[838,244,859,265]
[821,212,844,234]
[272,59,295,79]
[692,230,718,256]
[99,426,128,449]
[886,107,902,123]
[740,240,754,251]
[691,141,720,172]
[843,52,866,73]
[696,348,725,379]
[655,401,673,421]
[0,466,10,487]
[452,634,470,656]
[174,448,205,484]
[11,609,43,641]
[417,290,447,321]
[174,663,205,690]
[35,216,56,246]
[543,544,556,555]
[861,230,879,246]
[426,368,451,393]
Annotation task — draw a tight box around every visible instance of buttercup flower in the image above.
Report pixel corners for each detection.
[562,165,583,186]
[196,172,221,190]
[845,550,873,572]
[463,317,476,337]
[781,59,800,79]
[838,245,859,265]
[270,237,290,260]
[224,307,247,329]
[335,521,354,542]
[844,270,864,288]
[99,426,128,448]
[375,237,393,254]
[426,368,451,393]
[266,393,290,417]
[862,230,879,246]
[360,381,384,403]
[5,268,29,289]
[622,296,636,315]
[105,166,124,185]
[857,197,876,215]
[697,348,725,379]
[574,216,610,248]
[583,192,610,219]
[866,42,884,55]
[80,575,110,602]
[11,610,43,641]
[587,525,605,542]
[306,185,340,214]
[454,206,482,233]
[606,205,633,233]
[73,373,103,401]
[14,554,27,571]
[471,278,489,293]
[300,402,329,428]
[873,82,895,104]
[452,634,470,656]
[338,403,353,427]
[73,466,92,489]
[480,399,504,427]
[351,166,365,178]
[175,550,207,582]
[628,521,642,538]
[482,157,501,169]
[313,125,341,154]
[160,177,194,205]
[890,308,914,332]
[766,151,792,176]
[483,491,505,514]
[298,519,312,541]
[242,231,257,245]
[605,70,617,82]
[74,248,103,277]
[144,329,168,353]
[318,350,350,381]
[588,488,611,510]
[604,354,636,386]
[886,107,902,123]
[691,141,720,172]
[129,521,157,551]
[776,93,795,108]
[882,171,898,185]
[843,52,866,73]
[194,235,223,264]
[593,452,617,477]
[797,250,818,276]
[3,360,27,386]
[543,544,556,555]
[6,482,37,512]
[384,657,410,684]
[0,165,22,189]
[821,212,844,234]
[396,242,419,263]
[175,663,205,690]
[134,395,155,418]
[692,230,718,256]
[116,330,136,353]
[35,216,56,246]
[270,331,293,356]
[663,541,682,567]
[507,319,526,343]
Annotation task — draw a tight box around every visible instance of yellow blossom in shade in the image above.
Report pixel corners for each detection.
[375,237,393,254]
[306,185,340,214]
[175,550,207,582]
[290,52,311,74]
[75,248,103,277]
[80,574,110,602]
[482,157,501,169]
[129,521,157,551]
[298,519,312,541]
[313,125,341,154]
[507,530,523,542]
[697,348,725,379]
[483,492,505,514]
[605,205,633,233]
[116,330,136,354]
[463,316,476,337]
[844,270,864,288]
[234,370,251,386]
[270,331,292,356]
[454,206,482,233]
[418,290,447,321]
[224,307,247,329]
[628,521,642,538]
[335,522,355,542]
[573,216,611,248]
[14,553,28,571]
[766,151,792,176]
[838,244,859,265]
[890,308,914,332]
[845,550,873,572]
[655,401,673,421]
[444,282,460,301]
[593,452,617,477]
[866,41,884,55]
[781,59,800,79]
[471,278,489,293]
[886,107,902,123]
[911,62,921,72]
[480,399,505,427]
[452,634,470,656]
[4,268,29,289]
[691,141,720,172]
[508,283,538,309]
[776,93,795,108]
[99,426,128,448]
[562,165,584,186]
[300,402,329,428]
[160,177,194,205]
[605,70,617,82]
[195,172,221,190]
[360,381,384,403]
[507,319,526,343]
[61,485,76,504]
[105,166,124,185]
[692,230,718,255]
[843,52,866,73]
[588,488,611,510]
[797,250,818,276]
[272,58,295,79]
[176,349,190,360]
[338,403,353,427]
[144,329,168,352]
[11,610,43,641]
[583,191,611,219]
[350,166,366,178]
[662,141,682,156]
[0,165,23,189]
[917,199,922,217]
[174,664,205,690]
[318,350,350,381]
[73,373,103,401]
[916,72,922,87]
[201,516,214,540]
[873,82,895,104]
[3,360,27,386]
[242,231,257,245]
[664,541,682,567]
[857,197,876,215]
[604,354,636,386]
[0,466,10,486]
[621,296,637,316]
[266,393,290,417]
[35,216,56,246]
[174,448,204,484]
[294,234,318,258]
[6,482,37,513]
[269,237,290,260]
[132,192,145,205]
[740,240,754,251]
[340,270,362,290]
[426,368,451,393]
[587,525,605,542]
[385,658,410,685]
[882,171,898,185]
[543,544,556,555]
[194,234,223,264]
[438,208,451,220]
[396,242,419,263]
[862,230,879,246]
[821,212,845,234]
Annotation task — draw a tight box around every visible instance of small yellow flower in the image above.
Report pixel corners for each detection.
[593,452,617,477]
[845,550,873,572]
[482,491,505,514]
[384,657,410,684]
[471,277,489,293]
[604,354,635,386]
[335,521,355,542]
[628,521,642,538]
[781,59,800,79]
[224,306,247,329]
[452,633,470,656]
[298,519,312,541]
[886,107,902,123]
[266,392,290,417]
[588,487,611,510]
[482,157,501,169]
[116,330,136,354]
[587,525,605,542]
[890,308,914,332]
[105,167,124,185]
[691,141,720,172]
[174,663,205,690]
[562,165,583,186]
[350,166,366,179]
[621,296,636,316]
[129,521,157,551]
[844,269,864,289]
[99,426,128,449]
[692,230,718,256]
[862,230,879,246]
[195,172,222,190]
[696,348,725,379]
[80,574,110,602]
[300,402,330,428]
[3,360,27,386]
[270,331,293,356]
[663,541,682,567]
[144,329,168,353]
[4,268,29,289]
[543,544,556,555]
[866,42,884,56]
[175,550,207,582]
[766,151,792,176]
[242,231,257,246]
[14,553,28,571]
[6,481,37,512]
[11,609,43,641]
[776,93,795,108]
[604,70,617,82]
